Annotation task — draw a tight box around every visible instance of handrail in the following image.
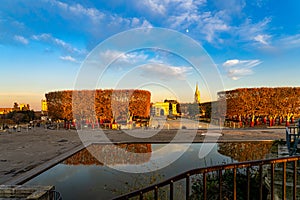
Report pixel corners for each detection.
[113,156,300,200]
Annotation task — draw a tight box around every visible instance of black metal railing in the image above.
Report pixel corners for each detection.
[113,156,300,200]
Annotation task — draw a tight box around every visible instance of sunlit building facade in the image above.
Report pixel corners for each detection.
[41,99,48,112]
[194,83,201,104]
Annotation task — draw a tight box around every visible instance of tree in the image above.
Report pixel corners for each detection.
[13,102,19,111]
[6,110,35,123]
[46,89,151,123]
[218,87,300,127]
[187,103,201,118]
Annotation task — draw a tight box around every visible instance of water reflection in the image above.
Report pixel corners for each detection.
[64,144,152,166]
[218,141,274,162]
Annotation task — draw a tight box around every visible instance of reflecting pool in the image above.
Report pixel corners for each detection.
[25,142,274,199]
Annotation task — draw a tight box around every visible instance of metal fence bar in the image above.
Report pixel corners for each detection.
[293,160,297,200]
[270,163,274,200]
[218,169,222,200]
[259,165,263,200]
[282,162,286,200]
[154,186,158,200]
[186,174,190,200]
[170,180,174,200]
[246,167,250,200]
[203,172,207,200]
[233,168,237,200]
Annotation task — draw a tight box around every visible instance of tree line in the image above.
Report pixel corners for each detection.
[1,110,35,125]
[63,144,152,166]
[218,87,300,126]
[46,89,151,123]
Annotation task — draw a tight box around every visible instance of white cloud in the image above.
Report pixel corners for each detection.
[168,10,229,43]
[255,34,300,52]
[199,11,230,43]
[48,0,104,22]
[179,0,207,10]
[277,34,300,49]
[223,59,240,67]
[235,17,271,44]
[137,0,256,45]
[137,1,272,47]
[212,0,246,16]
[32,33,50,41]
[44,0,153,43]
[32,33,85,55]
[254,34,271,45]
[59,55,77,63]
[227,68,253,80]
[140,63,192,81]
[142,0,229,44]
[142,0,166,15]
[139,19,153,29]
[14,35,29,45]
[49,0,152,29]
[99,50,149,65]
[139,0,206,16]
[1,0,275,51]
[222,59,261,80]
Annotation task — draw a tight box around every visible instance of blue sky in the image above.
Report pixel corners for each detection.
[1,0,300,110]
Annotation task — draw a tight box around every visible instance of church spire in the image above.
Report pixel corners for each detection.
[194,83,200,103]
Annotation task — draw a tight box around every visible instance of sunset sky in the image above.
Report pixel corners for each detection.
[1,0,300,110]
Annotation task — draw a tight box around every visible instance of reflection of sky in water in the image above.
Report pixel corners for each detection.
[25,143,234,199]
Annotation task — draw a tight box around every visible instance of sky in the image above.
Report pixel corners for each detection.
[1,0,300,110]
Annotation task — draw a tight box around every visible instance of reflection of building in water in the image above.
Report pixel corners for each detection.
[63,144,152,166]
[218,142,274,162]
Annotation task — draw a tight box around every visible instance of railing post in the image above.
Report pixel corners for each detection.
[186,174,190,200]
[247,167,250,200]
[170,180,174,200]
[259,165,263,200]
[270,163,274,200]
[139,191,143,200]
[293,160,297,200]
[233,168,237,200]
[219,169,222,200]
[154,186,158,200]
[203,172,207,200]
[282,162,286,200]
